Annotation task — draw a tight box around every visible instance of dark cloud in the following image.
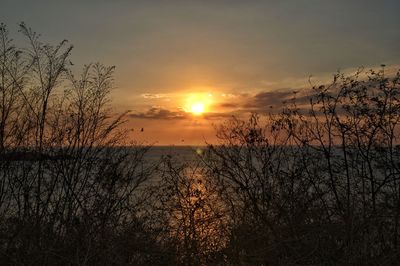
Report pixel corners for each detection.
[219,102,239,108]
[238,88,316,114]
[246,90,296,107]
[129,107,235,121]
[129,107,188,120]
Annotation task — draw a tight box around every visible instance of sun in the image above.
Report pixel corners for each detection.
[191,102,205,115]
[184,92,213,116]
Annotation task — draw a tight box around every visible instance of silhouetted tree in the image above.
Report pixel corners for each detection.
[0,23,154,266]
[200,67,400,265]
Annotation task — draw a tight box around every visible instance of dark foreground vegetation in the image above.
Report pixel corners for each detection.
[1,24,400,265]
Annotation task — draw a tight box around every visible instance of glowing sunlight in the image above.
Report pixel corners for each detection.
[185,92,213,116]
[190,102,205,115]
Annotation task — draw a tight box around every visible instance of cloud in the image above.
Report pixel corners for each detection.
[241,88,316,112]
[219,102,239,108]
[141,93,168,99]
[246,90,296,108]
[129,106,236,121]
[129,107,188,120]
[221,93,249,98]
[203,112,235,120]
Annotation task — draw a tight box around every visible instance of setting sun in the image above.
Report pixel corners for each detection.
[184,92,213,116]
[191,102,205,115]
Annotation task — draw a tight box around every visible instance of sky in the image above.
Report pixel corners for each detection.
[2,0,400,145]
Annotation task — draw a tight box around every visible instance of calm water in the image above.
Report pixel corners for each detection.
[144,146,206,162]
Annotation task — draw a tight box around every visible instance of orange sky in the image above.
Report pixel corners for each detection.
[123,66,400,145]
[4,1,399,145]
[125,90,246,145]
